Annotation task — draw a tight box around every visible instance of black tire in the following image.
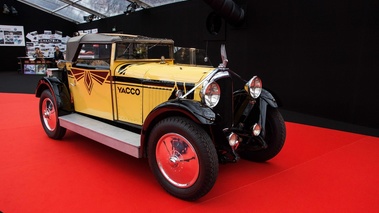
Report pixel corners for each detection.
[39,89,66,139]
[239,107,286,162]
[147,116,218,201]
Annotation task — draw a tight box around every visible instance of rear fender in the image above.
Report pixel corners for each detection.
[35,77,73,114]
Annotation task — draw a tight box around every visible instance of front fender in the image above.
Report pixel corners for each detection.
[140,99,216,157]
[143,99,216,129]
[233,89,278,138]
[259,89,278,137]
[260,89,278,108]
[35,77,72,114]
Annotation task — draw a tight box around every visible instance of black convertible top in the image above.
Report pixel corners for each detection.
[65,33,174,61]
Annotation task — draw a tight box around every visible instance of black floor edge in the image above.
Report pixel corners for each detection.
[280,109,379,137]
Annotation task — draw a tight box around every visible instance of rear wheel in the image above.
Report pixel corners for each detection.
[39,89,66,139]
[148,117,218,200]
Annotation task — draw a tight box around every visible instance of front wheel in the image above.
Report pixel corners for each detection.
[148,117,218,200]
[239,107,286,162]
[39,89,66,139]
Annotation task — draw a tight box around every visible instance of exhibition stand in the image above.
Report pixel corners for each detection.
[17,57,54,75]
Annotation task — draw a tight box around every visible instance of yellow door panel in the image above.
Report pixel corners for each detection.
[68,68,113,120]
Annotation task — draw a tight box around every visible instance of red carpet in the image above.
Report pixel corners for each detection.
[1,93,379,213]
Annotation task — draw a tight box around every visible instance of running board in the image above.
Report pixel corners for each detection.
[59,113,142,158]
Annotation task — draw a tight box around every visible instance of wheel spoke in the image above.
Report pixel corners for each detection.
[179,156,196,162]
[163,140,171,155]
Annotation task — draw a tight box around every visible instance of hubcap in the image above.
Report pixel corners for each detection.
[41,98,56,131]
[156,133,199,188]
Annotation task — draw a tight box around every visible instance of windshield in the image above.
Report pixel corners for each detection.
[174,47,212,66]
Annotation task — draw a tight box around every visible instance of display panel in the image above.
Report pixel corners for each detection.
[0,25,25,46]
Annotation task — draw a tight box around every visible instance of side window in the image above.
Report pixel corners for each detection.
[116,42,171,60]
[116,43,147,59]
[76,44,111,69]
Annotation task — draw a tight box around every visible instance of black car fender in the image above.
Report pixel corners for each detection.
[259,89,278,137]
[144,99,217,127]
[35,77,73,114]
[260,89,278,108]
[140,99,216,156]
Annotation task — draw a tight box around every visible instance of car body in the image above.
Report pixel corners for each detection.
[36,33,286,200]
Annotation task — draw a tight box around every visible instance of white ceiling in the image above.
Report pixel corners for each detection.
[16,0,186,24]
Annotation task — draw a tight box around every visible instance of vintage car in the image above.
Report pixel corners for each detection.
[35,33,286,200]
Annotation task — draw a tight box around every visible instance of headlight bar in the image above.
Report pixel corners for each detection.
[180,68,229,99]
[179,68,219,99]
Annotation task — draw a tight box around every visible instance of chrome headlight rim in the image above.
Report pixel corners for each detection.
[56,60,66,69]
[245,76,262,99]
[200,81,221,108]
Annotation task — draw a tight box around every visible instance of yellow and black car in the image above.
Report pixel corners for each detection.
[36,33,286,200]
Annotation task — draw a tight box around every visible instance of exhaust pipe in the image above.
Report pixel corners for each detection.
[203,0,245,25]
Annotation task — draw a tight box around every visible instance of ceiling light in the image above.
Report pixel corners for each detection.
[11,6,18,15]
[124,2,139,15]
[3,4,10,14]
[83,14,96,22]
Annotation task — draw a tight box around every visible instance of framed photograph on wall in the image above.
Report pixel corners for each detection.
[0,25,25,46]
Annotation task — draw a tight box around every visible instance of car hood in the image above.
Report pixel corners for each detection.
[115,63,215,84]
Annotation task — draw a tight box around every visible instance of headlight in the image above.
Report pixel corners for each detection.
[245,76,262,98]
[57,60,66,69]
[201,81,221,108]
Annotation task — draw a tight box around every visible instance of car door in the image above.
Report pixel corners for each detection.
[68,43,114,120]
[112,42,144,125]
